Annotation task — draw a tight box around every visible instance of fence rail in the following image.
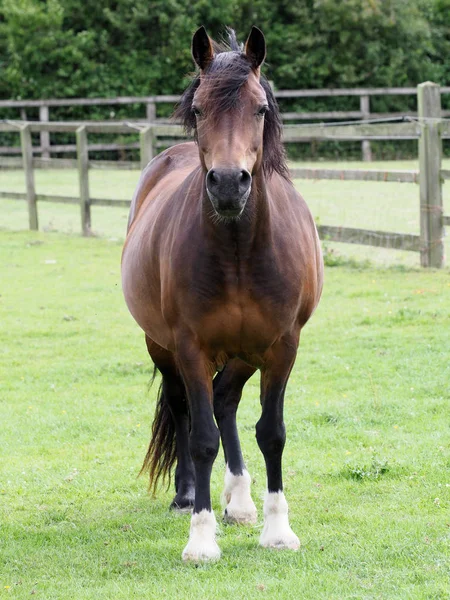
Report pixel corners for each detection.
[2,85,450,162]
[316,225,421,252]
[0,82,448,267]
[290,167,419,183]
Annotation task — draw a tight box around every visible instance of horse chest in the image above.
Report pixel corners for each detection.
[178,257,300,355]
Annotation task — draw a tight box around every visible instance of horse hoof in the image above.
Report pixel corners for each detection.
[222,467,257,524]
[170,495,194,514]
[182,539,221,562]
[223,506,257,525]
[260,535,300,551]
[171,504,193,514]
[182,510,221,562]
[259,491,300,550]
[259,527,300,550]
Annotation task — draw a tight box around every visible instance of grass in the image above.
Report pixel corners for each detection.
[1,230,449,599]
[1,157,449,266]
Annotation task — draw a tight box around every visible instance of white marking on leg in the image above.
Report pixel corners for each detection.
[222,465,257,524]
[182,509,221,561]
[259,491,300,550]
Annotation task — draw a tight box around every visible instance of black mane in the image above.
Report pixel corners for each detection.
[174,30,288,180]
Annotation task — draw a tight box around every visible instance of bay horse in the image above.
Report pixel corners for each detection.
[122,26,323,561]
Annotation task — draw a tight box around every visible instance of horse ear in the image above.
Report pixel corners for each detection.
[192,26,214,70]
[244,26,266,70]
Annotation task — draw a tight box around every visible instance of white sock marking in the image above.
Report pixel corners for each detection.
[259,491,300,550]
[182,509,221,561]
[222,465,257,524]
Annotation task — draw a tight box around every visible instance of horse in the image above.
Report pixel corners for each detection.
[121,26,323,561]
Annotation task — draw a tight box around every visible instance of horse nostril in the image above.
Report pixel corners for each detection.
[207,168,251,200]
[207,170,220,186]
[238,170,252,192]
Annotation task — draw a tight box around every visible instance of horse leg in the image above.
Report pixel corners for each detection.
[176,343,221,561]
[213,359,257,524]
[256,335,300,550]
[144,336,195,511]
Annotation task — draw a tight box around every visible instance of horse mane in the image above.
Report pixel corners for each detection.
[174,29,289,180]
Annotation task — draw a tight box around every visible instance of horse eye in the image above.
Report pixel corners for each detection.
[192,106,202,117]
[257,106,269,117]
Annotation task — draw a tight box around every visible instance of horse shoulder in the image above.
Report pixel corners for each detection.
[127,142,200,231]
[266,175,324,326]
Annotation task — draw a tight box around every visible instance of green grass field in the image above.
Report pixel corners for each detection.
[1,229,449,599]
[1,158,449,267]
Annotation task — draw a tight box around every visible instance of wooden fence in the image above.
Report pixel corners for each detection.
[0,82,448,267]
[1,85,450,162]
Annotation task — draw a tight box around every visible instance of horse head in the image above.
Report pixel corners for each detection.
[176,26,287,219]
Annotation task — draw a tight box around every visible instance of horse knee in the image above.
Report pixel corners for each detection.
[190,425,220,465]
[213,400,237,424]
[256,420,286,457]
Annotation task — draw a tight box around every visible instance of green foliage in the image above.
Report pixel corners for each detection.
[0,0,448,102]
[1,0,100,98]
[427,0,450,109]
[242,0,436,90]
[0,0,449,159]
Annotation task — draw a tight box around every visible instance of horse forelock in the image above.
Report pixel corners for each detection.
[174,32,288,180]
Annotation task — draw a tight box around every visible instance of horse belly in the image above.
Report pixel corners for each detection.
[197,298,292,365]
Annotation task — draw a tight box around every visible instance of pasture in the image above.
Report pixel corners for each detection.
[1,157,449,267]
[1,223,449,598]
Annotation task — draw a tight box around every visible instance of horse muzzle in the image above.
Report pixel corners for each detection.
[206,168,252,218]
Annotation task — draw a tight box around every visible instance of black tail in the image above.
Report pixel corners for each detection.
[139,369,177,493]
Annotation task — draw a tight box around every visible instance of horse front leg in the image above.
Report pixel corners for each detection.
[176,343,221,562]
[256,335,300,550]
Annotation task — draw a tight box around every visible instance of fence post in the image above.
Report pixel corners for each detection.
[146,100,156,122]
[76,126,91,235]
[418,82,444,268]
[360,94,372,161]
[140,125,155,170]
[39,104,50,159]
[20,124,38,231]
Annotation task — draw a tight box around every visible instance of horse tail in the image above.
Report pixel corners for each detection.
[139,366,177,493]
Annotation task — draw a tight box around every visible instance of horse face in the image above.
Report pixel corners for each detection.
[191,28,268,219]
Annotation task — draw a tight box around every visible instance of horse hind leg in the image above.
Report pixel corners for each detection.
[213,359,257,525]
[143,336,195,511]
